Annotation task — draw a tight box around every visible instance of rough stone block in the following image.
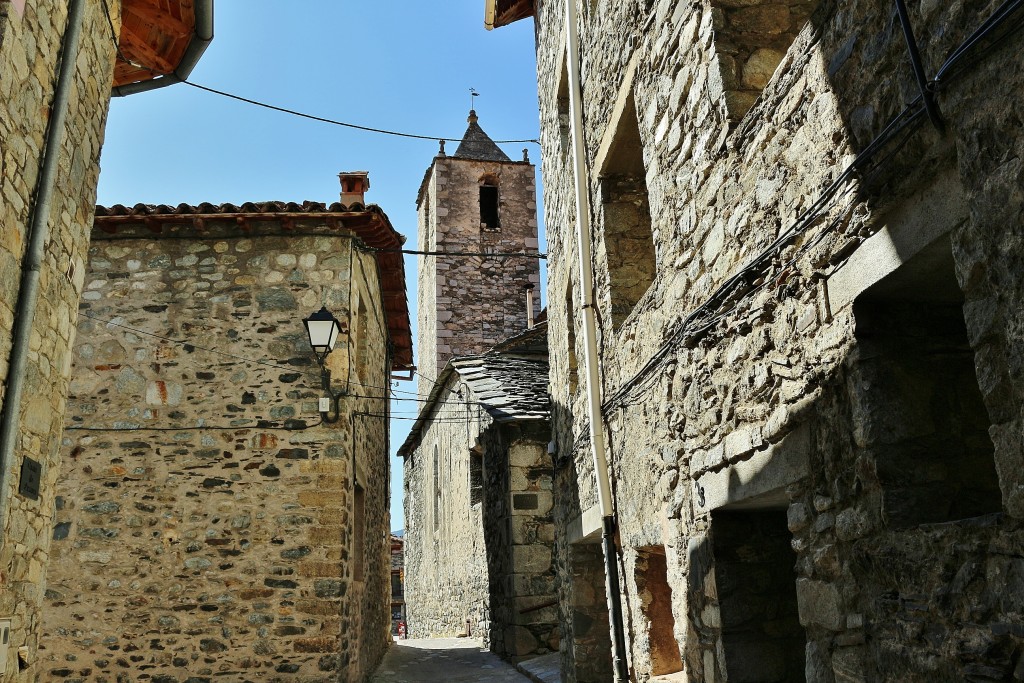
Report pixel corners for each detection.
[796,579,842,631]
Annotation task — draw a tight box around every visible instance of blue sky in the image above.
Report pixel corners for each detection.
[95,2,544,529]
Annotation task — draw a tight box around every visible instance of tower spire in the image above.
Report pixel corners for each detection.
[453,110,511,162]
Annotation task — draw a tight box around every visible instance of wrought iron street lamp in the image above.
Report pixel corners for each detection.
[302,306,346,423]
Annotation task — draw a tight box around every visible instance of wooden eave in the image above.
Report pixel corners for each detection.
[494,0,534,28]
[114,0,196,88]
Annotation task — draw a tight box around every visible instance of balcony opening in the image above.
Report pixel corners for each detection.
[852,236,1001,528]
[599,90,656,329]
[433,444,440,531]
[568,541,614,681]
[636,546,683,676]
[712,509,806,682]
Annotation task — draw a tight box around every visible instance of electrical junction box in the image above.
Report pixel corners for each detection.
[0,618,11,674]
[319,397,331,413]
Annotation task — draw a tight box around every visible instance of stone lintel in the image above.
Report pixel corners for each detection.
[694,423,810,514]
[566,503,603,545]
[827,169,967,313]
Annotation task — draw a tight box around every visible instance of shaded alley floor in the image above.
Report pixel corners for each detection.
[370,638,534,683]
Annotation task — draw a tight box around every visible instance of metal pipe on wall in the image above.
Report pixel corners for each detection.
[0,0,87,534]
[564,0,630,679]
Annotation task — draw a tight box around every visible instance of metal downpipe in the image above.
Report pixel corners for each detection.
[564,0,630,679]
[0,0,88,533]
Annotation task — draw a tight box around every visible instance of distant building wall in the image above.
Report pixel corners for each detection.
[0,3,118,678]
[41,218,392,682]
[403,372,556,659]
[404,374,491,639]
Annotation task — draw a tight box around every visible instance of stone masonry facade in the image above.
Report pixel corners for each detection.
[415,116,542,384]
[402,349,557,660]
[40,212,396,682]
[0,2,118,679]
[404,117,556,661]
[527,0,1024,681]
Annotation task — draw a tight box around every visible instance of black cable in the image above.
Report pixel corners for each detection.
[600,0,1024,413]
[183,82,540,145]
[368,247,547,259]
[77,310,420,397]
[91,230,546,262]
[65,417,324,432]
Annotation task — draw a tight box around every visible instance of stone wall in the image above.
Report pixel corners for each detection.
[403,382,557,659]
[0,2,117,679]
[403,374,492,640]
[416,154,541,381]
[40,219,393,682]
[533,0,1024,680]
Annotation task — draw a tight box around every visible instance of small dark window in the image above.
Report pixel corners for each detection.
[433,445,440,530]
[469,448,483,506]
[353,483,365,581]
[480,184,500,229]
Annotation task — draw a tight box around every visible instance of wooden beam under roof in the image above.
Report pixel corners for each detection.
[113,0,197,88]
[494,0,534,28]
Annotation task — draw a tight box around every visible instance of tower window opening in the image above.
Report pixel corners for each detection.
[480,183,500,230]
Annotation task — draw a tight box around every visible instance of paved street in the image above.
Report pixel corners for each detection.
[370,638,533,682]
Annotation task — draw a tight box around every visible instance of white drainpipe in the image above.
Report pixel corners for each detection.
[565,0,630,680]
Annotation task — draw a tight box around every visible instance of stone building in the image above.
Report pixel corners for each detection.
[402,114,555,658]
[492,0,1024,681]
[0,2,210,678]
[390,534,406,636]
[401,323,557,659]
[415,110,542,384]
[40,177,412,681]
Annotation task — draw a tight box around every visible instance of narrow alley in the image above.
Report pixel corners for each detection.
[369,639,534,683]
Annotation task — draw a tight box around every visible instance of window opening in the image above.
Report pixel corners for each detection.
[600,90,656,329]
[712,509,806,682]
[433,444,440,531]
[557,56,571,156]
[852,237,1000,527]
[357,296,370,384]
[354,483,365,581]
[469,447,484,506]
[709,0,821,121]
[635,546,683,676]
[565,280,579,394]
[480,179,500,230]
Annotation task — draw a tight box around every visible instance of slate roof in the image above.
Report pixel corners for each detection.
[451,355,549,422]
[454,110,512,162]
[397,322,549,458]
[91,201,414,372]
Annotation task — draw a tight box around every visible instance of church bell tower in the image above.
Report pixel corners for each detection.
[415,110,541,386]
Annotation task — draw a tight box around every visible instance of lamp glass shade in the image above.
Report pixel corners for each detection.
[303,307,342,354]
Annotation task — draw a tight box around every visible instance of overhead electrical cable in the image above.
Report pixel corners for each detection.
[181,82,540,144]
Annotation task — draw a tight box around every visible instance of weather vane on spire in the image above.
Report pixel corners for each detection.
[470,87,480,111]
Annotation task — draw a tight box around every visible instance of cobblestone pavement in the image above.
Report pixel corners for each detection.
[370,638,533,682]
